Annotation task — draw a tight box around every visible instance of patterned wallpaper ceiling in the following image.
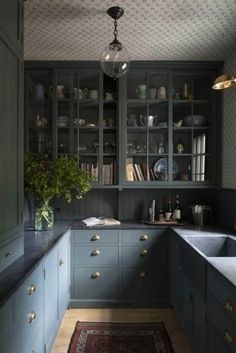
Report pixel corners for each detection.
[24,0,236,61]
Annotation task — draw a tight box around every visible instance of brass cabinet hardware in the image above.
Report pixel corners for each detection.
[91,249,100,256]
[27,285,36,295]
[140,271,148,277]
[5,251,12,258]
[91,234,100,241]
[186,294,192,302]
[28,311,36,323]
[91,271,100,279]
[140,234,149,241]
[225,299,234,313]
[224,329,233,343]
[139,249,148,256]
[59,259,64,266]
[31,351,36,353]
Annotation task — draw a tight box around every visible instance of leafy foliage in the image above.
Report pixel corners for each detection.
[24,153,92,205]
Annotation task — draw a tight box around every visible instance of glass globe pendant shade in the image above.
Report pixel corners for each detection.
[100,40,130,79]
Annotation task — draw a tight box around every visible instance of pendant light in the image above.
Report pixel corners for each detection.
[212,74,236,90]
[100,6,130,79]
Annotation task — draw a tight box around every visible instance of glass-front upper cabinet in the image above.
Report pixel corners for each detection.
[125,70,169,184]
[172,72,215,183]
[25,70,53,157]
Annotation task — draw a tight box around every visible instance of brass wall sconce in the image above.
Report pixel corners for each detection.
[212,74,236,90]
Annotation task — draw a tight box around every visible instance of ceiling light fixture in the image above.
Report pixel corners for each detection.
[100,6,130,79]
[212,74,236,90]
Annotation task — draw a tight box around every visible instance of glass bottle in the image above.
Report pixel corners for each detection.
[173,194,182,222]
[165,197,172,221]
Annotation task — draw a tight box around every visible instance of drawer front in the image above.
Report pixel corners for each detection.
[0,293,42,353]
[72,267,118,299]
[121,229,167,244]
[121,267,168,300]
[208,267,236,323]
[208,322,230,353]
[208,296,236,352]
[14,263,43,323]
[122,244,167,266]
[72,245,118,267]
[0,298,13,343]
[72,229,119,244]
[26,321,44,353]
[0,236,24,272]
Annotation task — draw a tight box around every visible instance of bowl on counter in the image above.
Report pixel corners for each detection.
[183,115,207,127]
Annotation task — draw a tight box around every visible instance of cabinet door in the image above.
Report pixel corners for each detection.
[58,231,70,319]
[169,232,182,316]
[0,0,23,48]
[0,37,22,243]
[44,247,58,353]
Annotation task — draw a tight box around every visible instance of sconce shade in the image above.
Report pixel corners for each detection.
[212,74,236,90]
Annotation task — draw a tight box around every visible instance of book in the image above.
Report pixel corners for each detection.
[82,217,121,226]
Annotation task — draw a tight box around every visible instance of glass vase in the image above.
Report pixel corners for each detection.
[35,202,54,231]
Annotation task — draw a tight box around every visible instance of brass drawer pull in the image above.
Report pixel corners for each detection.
[140,234,149,241]
[27,285,36,295]
[91,249,100,256]
[5,251,12,258]
[140,271,148,277]
[28,311,36,323]
[91,271,100,279]
[224,329,233,343]
[139,249,148,256]
[59,259,65,266]
[91,234,100,241]
[225,299,234,313]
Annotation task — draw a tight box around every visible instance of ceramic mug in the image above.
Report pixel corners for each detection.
[136,84,147,99]
[149,88,157,99]
[104,92,114,101]
[30,82,45,99]
[88,89,98,99]
[56,85,65,98]
[157,86,167,99]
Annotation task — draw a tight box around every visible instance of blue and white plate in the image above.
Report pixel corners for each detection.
[153,158,178,181]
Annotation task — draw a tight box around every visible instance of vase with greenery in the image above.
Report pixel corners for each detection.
[24,153,92,230]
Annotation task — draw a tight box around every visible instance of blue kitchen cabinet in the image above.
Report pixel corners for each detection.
[58,230,70,318]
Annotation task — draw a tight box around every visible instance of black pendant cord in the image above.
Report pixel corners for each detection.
[113,19,118,41]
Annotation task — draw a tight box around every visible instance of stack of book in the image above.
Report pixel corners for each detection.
[103,161,117,185]
[80,162,98,181]
[126,158,156,181]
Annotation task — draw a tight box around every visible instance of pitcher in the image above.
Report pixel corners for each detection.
[30,82,45,99]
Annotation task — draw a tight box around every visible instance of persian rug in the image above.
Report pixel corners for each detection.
[67,321,175,353]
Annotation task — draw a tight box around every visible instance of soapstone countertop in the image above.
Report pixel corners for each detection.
[1,220,236,306]
[172,225,236,288]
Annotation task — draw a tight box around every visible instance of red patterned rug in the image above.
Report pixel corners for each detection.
[68,321,175,353]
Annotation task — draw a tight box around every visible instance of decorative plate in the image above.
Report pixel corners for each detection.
[153,158,178,181]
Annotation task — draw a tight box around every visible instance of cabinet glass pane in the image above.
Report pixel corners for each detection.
[26,71,53,156]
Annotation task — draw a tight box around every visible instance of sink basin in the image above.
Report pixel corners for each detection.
[185,236,236,257]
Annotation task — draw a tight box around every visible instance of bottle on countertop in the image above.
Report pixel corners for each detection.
[173,194,182,222]
[165,196,172,221]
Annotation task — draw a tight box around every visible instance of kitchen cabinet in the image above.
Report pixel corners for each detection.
[207,266,236,353]
[70,227,169,308]
[24,64,119,187]
[169,229,182,317]
[0,0,23,267]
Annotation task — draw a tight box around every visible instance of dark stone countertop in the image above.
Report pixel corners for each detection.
[0,220,71,306]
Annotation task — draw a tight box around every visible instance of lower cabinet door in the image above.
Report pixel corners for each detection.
[44,247,58,353]
[120,267,168,302]
[208,322,230,353]
[58,231,70,319]
[72,267,118,299]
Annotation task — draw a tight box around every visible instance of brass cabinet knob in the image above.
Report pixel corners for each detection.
[91,234,100,241]
[27,285,36,295]
[28,311,36,323]
[91,271,101,279]
[91,249,100,256]
[224,329,233,343]
[59,259,64,266]
[5,251,12,258]
[140,234,149,241]
[186,294,192,302]
[225,299,234,313]
[140,271,148,277]
[139,249,148,256]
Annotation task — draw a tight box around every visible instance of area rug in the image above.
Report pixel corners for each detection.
[68,321,174,353]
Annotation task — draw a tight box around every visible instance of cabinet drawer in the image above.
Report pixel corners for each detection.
[72,229,119,244]
[208,322,230,353]
[121,229,167,244]
[72,267,118,299]
[0,236,24,272]
[121,267,168,300]
[14,263,43,323]
[208,267,236,324]
[0,298,13,343]
[122,244,167,266]
[208,296,236,352]
[72,245,118,267]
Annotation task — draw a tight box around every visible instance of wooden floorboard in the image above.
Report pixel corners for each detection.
[51,308,193,353]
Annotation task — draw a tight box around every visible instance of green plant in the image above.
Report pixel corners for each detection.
[24,153,92,206]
